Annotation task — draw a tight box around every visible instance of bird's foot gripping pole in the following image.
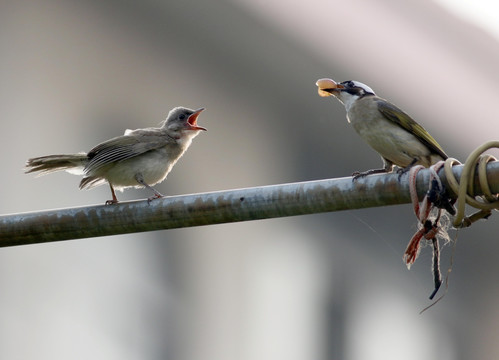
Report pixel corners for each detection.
[351,168,388,181]
[105,183,120,205]
[146,192,165,204]
[397,158,419,181]
[134,174,165,204]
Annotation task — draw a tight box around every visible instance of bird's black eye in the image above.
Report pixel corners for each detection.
[179,114,186,120]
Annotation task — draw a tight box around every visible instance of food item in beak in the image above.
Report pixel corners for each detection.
[316,78,341,97]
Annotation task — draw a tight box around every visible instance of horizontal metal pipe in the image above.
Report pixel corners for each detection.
[1,161,498,247]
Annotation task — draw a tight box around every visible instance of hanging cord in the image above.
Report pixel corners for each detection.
[405,163,446,299]
[405,163,446,268]
[405,141,499,299]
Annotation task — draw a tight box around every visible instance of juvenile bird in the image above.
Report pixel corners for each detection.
[26,106,206,204]
[316,79,447,178]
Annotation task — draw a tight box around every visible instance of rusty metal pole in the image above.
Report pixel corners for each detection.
[1,161,499,247]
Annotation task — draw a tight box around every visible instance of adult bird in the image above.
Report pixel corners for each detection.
[317,78,447,178]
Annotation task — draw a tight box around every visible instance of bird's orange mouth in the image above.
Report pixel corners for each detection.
[187,108,207,131]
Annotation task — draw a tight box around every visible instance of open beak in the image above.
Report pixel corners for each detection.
[316,78,344,97]
[187,107,207,131]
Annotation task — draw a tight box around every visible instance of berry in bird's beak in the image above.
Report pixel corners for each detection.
[187,108,207,131]
[316,78,344,97]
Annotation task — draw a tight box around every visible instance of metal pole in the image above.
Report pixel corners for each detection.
[1,161,499,247]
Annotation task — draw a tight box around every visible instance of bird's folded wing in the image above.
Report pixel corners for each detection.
[84,129,174,173]
[377,100,448,159]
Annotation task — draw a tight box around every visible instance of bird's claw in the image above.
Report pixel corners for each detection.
[396,167,409,181]
[351,171,368,181]
[147,193,164,204]
[351,168,388,182]
[426,179,456,215]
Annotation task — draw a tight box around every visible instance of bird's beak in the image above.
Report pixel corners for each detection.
[321,87,344,96]
[187,107,207,131]
[316,78,344,97]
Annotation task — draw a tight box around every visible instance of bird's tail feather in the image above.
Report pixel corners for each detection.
[79,176,107,190]
[25,153,88,176]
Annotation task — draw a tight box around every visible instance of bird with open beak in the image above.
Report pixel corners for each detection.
[316,78,447,178]
[25,106,207,204]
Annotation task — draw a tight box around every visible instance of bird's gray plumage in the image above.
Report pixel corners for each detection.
[25,106,206,203]
[319,79,447,176]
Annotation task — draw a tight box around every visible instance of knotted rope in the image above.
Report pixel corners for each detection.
[405,141,499,299]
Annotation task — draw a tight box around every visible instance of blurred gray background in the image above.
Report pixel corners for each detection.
[1,0,499,359]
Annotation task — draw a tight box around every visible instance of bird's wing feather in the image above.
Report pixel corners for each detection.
[85,129,174,173]
[377,100,448,159]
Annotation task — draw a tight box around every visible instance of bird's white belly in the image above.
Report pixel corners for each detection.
[104,148,176,190]
[352,117,431,168]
